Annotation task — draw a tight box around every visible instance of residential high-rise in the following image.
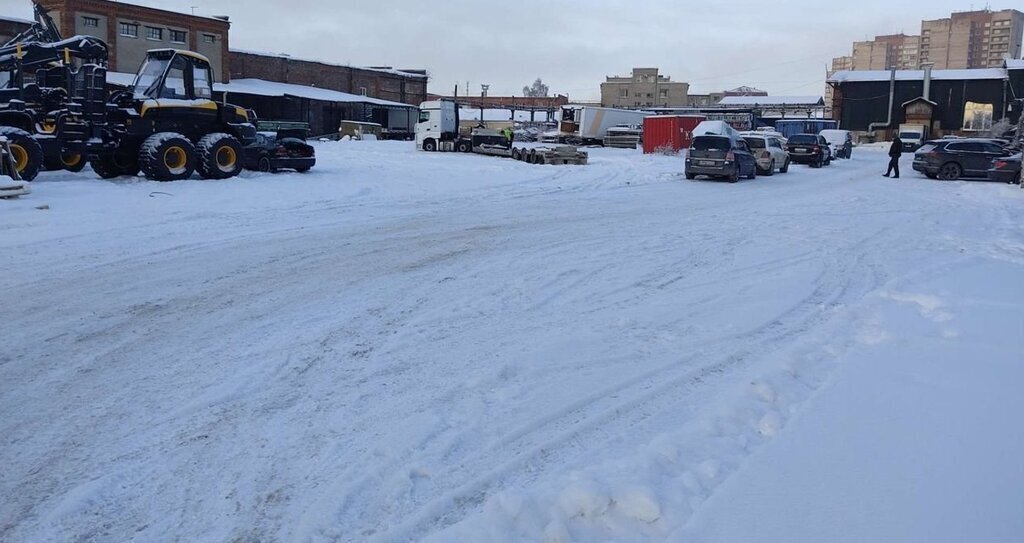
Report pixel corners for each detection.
[851,34,920,70]
[920,9,1024,69]
[835,8,1023,71]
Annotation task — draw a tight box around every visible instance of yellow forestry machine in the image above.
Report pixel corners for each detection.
[0,3,256,181]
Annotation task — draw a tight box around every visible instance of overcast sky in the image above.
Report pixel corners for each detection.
[1,0,1013,99]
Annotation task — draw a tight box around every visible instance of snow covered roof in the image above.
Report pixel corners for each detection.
[828,68,1008,83]
[725,86,767,95]
[230,49,427,79]
[1006,59,1024,70]
[213,78,416,109]
[717,96,824,106]
[0,14,33,25]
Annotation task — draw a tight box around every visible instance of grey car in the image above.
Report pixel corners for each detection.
[685,134,758,183]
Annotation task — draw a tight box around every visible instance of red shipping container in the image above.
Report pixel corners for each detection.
[643,115,706,154]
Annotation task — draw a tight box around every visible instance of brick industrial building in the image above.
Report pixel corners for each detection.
[229,50,427,107]
[35,0,231,82]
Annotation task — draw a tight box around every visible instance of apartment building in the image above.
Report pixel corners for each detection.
[851,34,920,70]
[920,9,1024,69]
[601,68,689,108]
[836,8,1023,72]
[35,0,231,82]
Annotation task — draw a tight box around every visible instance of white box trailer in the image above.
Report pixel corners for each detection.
[552,106,647,145]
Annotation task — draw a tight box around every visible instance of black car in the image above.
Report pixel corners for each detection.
[786,134,832,167]
[685,134,758,182]
[987,153,1021,184]
[912,139,1012,180]
[243,129,316,173]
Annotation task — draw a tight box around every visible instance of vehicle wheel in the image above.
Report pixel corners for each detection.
[89,149,139,179]
[938,162,962,181]
[780,158,790,173]
[925,173,938,179]
[685,172,696,180]
[811,158,822,168]
[511,148,522,161]
[527,149,536,164]
[764,160,775,176]
[139,132,197,181]
[197,133,243,180]
[0,126,44,181]
[535,153,546,165]
[456,140,471,153]
[60,152,86,172]
[728,169,739,183]
[423,139,437,152]
[257,156,272,173]
[746,164,757,179]
[295,166,311,173]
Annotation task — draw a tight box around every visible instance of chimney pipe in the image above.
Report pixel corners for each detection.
[922,62,934,102]
[868,68,897,136]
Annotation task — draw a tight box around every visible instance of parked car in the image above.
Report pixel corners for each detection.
[786,134,832,167]
[912,139,1012,180]
[819,129,853,159]
[243,130,316,173]
[741,133,790,175]
[685,134,758,182]
[987,153,1022,184]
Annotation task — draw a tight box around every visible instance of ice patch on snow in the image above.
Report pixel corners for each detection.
[882,291,954,323]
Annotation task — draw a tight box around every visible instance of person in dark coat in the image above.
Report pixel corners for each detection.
[884,136,903,178]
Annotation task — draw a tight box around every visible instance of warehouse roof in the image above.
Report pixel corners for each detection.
[1005,59,1024,70]
[828,68,1008,83]
[718,95,824,106]
[0,15,33,25]
[230,49,428,79]
[213,78,416,108]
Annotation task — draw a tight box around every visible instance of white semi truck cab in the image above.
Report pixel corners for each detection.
[415,99,468,152]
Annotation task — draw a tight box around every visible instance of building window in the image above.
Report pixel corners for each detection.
[660,89,668,98]
[619,88,628,97]
[170,29,186,43]
[83,16,99,27]
[202,33,216,44]
[120,22,138,38]
[359,87,367,96]
[146,27,162,40]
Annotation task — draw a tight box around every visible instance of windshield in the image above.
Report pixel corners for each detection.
[133,57,169,97]
[743,137,766,149]
[899,132,922,140]
[692,136,731,151]
[0,71,10,89]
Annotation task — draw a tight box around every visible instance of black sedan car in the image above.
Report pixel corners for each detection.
[243,130,316,173]
[785,134,832,167]
[913,139,1011,180]
[987,153,1021,184]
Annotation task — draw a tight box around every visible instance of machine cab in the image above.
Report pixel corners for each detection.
[132,49,214,101]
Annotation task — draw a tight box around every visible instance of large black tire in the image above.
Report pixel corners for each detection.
[762,160,775,176]
[0,126,44,181]
[685,172,696,180]
[746,164,757,180]
[456,140,471,153]
[196,133,243,180]
[511,147,523,161]
[780,158,790,173]
[727,168,739,183]
[257,156,273,173]
[139,133,197,181]
[90,150,140,179]
[938,162,962,181]
[45,151,87,172]
[423,139,437,152]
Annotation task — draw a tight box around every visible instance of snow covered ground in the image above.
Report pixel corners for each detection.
[1,142,1022,542]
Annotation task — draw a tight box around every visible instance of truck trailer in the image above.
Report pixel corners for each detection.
[415,99,587,165]
[547,106,647,145]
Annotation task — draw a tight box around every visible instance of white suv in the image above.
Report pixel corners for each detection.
[741,133,790,175]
